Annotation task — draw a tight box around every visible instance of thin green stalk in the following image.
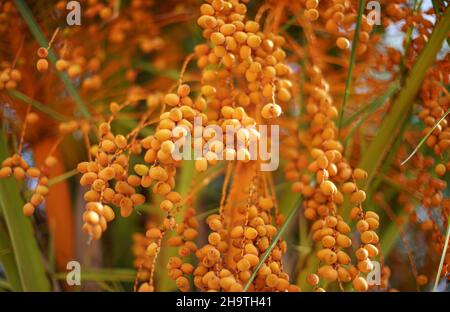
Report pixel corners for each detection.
[401,107,450,166]
[244,197,302,291]
[342,81,400,127]
[133,60,179,80]
[48,168,79,186]
[8,90,68,122]
[195,207,219,220]
[433,215,450,291]
[13,0,91,118]
[337,0,365,135]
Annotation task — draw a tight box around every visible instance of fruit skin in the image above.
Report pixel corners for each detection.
[353,277,368,292]
[337,37,350,50]
[261,103,282,119]
[36,59,49,72]
[435,163,446,176]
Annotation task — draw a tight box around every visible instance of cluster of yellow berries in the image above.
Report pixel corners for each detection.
[132,230,153,283]
[78,107,148,240]
[0,113,83,217]
[0,66,21,90]
[190,163,299,292]
[133,0,300,291]
[300,0,374,54]
[284,63,380,291]
[0,153,57,216]
[196,0,293,124]
[418,65,450,178]
[165,207,198,292]
[0,1,14,34]
[36,47,50,73]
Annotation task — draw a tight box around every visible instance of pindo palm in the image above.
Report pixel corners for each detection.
[0,0,449,293]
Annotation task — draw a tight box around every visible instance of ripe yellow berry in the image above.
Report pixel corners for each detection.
[305,9,319,21]
[36,59,49,72]
[85,211,100,225]
[337,267,352,282]
[23,203,35,216]
[68,64,81,78]
[265,274,279,287]
[361,230,374,244]
[183,228,198,240]
[237,258,251,272]
[364,244,379,258]
[307,273,319,286]
[0,167,12,178]
[138,283,154,292]
[154,129,172,141]
[164,93,180,106]
[319,265,338,281]
[210,32,225,45]
[30,193,44,206]
[261,103,282,119]
[230,225,244,238]
[435,163,446,176]
[306,0,319,9]
[160,199,174,212]
[341,182,356,193]
[37,47,48,58]
[146,228,161,239]
[358,259,374,273]
[322,235,336,248]
[320,180,337,196]
[13,167,26,180]
[26,167,41,178]
[195,157,208,172]
[100,140,116,153]
[353,168,368,180]
[244,227,258,240]
[247,35,262,48]
[365,211,379,220]
[336,37,350,49]
[259,197,274,210]
[55,59,68,71]
[416,274,428,286]
[147,242,158,257]
[134,164,149,176]
[102,205,115,222]
[336,234,352,248]
[366,217,379,230]
[353,276,368,292]
[25,113,39,124]
[201,85,216,96]
[355,247,369,261]
[356,219,369,232]
[208,232,221,245]
[350,190,366,204]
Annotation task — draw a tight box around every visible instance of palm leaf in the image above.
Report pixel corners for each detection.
[0,130,51,291]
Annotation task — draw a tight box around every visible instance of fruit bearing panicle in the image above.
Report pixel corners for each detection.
[0,0,449,293]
